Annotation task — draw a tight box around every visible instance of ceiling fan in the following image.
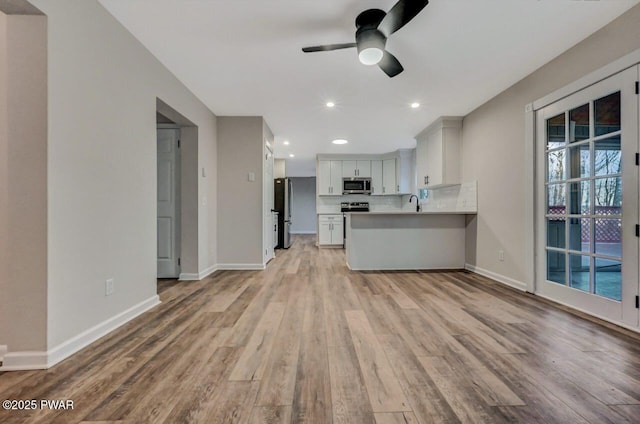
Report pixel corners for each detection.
[301,0,429,78]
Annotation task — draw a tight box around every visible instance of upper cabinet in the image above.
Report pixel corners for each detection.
[318,160,343,195]
[416,117,463,189]
[370,160,383,195]
[342,160,371,178]
[382,158,397,195]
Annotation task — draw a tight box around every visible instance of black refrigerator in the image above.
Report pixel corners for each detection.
[274,178,292,248]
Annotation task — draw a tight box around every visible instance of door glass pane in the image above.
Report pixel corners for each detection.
[568,143,590,179]
[569,254,590,292]
[595,218,622,258]
[594,177,622,213]
[594,136,621,176]
[547,218,566,249]
[569,181,590,215]
[594,92,621,136]
[547,113,565,148]
[569,104,589,143]
[547,250,566,285]
[595,258,621,301]
[569,218,590,253]
[547,183,565,214]
[547,150,566,181]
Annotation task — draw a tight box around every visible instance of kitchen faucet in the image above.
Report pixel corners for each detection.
[409,194,420,212]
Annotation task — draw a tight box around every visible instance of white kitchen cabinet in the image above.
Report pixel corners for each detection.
[342,160,371,178]
[396,149,415,194]
[382,158,397,195]
[318,160,343,195]
[370,160,383,195]
[416,117,462,189]
[318,214,343,245]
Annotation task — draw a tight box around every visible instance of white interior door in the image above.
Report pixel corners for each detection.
[535,66,639,327]
[157,128,181,278]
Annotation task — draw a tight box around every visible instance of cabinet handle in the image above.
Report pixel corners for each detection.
[383,186,385,194]
[397,185,399,192]
[424,176,427,185]
[426,176,429,185]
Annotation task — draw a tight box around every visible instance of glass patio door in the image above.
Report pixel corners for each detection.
[536,66,639,327]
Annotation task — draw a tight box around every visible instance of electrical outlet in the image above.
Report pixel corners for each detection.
[105,278,115,296]
[498,250,505,262]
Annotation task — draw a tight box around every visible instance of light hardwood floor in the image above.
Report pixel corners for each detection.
[2,234,640,423]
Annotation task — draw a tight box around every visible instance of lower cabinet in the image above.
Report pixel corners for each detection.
[318,214,344,246]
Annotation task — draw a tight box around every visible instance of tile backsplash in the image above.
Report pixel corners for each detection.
[317,180,477,214]
[317,194,403,213]
[417,181,477,213]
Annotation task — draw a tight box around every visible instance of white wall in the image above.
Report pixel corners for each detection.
[461,4,640,285]
[217,116,264,266]
[0,12,48,353]
[28,0,218,352]
[290,177,316,234]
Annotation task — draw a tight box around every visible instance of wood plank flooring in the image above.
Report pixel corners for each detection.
[2,234,640,423]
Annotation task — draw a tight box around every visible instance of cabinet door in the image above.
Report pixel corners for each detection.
[356,160,371,178]
[342,161,357,178]
[330,160,343,195]
[331,221,343,244]
[425,129,444,187]
[382,158,397,194]
[370,160,383,195]
[318,160,332,195]
[318,222,332,244]
[416,136,428,189]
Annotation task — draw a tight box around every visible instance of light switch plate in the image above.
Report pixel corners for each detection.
[248,172,256,182]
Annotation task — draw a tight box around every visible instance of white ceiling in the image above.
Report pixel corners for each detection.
[99,0,639,176]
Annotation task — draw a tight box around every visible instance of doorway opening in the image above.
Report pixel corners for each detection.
[156,98,198,291]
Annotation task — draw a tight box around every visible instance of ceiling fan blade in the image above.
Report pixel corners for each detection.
[378,0,429,36]
[378,50,404,78]
[301,43,357,53]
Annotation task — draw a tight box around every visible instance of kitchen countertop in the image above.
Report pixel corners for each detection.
[344,210,476,215]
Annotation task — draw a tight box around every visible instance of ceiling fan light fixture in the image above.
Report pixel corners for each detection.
[358,47,383,65]
[356,29,386,66]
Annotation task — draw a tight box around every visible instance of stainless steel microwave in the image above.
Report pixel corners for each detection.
[343,177,371,195]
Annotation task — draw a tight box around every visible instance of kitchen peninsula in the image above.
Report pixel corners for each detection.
[345,210,475,270]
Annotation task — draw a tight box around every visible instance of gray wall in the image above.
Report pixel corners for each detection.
[461,4,640,285]
[27,0,218,350]
[217,116,264,265]
[0,13,48,353]
[290,177,317,234]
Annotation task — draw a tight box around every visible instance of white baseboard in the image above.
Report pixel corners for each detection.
[217,263,266,270]
[179,264,218,281]
[465,263,527,292]
[290,231,317,235]
[0,295,160,371]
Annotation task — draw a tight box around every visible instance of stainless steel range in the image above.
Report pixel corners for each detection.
[340,202,370,212]
[340,202,369,243]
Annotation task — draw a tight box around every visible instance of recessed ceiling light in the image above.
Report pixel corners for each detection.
[289,154,295,158]
[332,139,348,145]
[326,101,335,108]
[283,140,290,145]
[411,102,421,109]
